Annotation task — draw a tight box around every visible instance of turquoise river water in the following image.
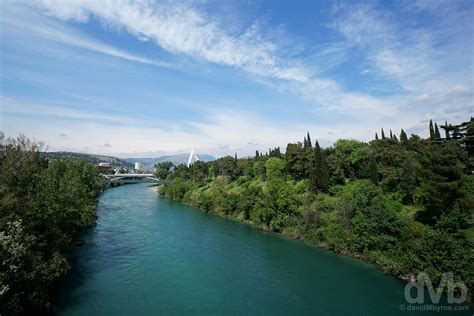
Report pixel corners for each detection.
[56,183,470,315]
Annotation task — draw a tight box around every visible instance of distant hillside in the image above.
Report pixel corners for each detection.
[125,153,215,169]
[42,151,133,168]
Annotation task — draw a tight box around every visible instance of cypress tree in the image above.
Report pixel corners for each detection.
[390,130,393,139]
[400,129,408,143]
[309,141,329,192]
[314,140,320,152]
[444,121,451,139]
[306,132,312,148]
[309,142,319,192]
[234,152,238,160]
[381,128,386,139]
[255,150,259,158]
[434,123,441,139]
[429,119,435,140]
[375,133,379,140]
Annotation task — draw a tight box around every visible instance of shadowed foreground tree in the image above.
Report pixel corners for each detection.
[0,133,102,315]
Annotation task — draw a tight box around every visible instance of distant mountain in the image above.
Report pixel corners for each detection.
[42,151,133,168]
[125,153,215,169]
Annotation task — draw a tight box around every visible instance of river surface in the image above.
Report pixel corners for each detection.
[56,183,468,315]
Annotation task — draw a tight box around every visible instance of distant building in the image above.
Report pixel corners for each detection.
[98,162,112,168]
[134,162,141,171]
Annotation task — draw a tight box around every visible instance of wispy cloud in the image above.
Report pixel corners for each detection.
[1,3,172,68]
[332,3,473,106]
[29,0,454,119]
[32,0,311,82]
[1,96,142,125]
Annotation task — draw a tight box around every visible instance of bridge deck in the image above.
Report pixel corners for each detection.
[101,173,171,186]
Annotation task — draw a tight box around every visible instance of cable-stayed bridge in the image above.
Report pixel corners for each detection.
[102,149,201,186]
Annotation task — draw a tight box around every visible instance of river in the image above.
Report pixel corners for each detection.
[56,183,468,315]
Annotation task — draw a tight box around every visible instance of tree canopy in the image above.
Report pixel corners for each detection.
[0,133,102,315]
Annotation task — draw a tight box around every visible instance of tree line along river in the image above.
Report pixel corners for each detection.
[56,183,469,315]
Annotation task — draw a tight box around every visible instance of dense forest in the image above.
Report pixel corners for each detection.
[0,133,103,315]
[159,118,474,300]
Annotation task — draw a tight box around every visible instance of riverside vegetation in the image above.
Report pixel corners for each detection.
[159,118,474,300]
[0,133,102,315]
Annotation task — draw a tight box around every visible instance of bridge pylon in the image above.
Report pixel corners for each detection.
[187,148,200,167]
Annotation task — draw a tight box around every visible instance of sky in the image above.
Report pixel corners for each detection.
[0,0,472,158]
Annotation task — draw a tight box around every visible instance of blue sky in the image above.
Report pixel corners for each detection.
[0,0,472,157]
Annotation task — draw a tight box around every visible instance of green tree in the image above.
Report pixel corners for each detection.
[309,141,329,192]
[155,161,173,179]
[429,119,435,140]
[285,143,305,179]
[415,142,466,225]
[400,129,408,143]
[215,156,238,180]
[369,158,378,184]
[0,134,102,314]
[441,120,451,140]
[265,157,286,180]
[304,132,312,149]
[434,123,441,139]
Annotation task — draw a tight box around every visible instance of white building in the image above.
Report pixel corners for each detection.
[134,162,141,171]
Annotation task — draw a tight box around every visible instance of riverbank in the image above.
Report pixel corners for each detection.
[159,174,473,303]
[159,125,474,302]
[162,190,420,282]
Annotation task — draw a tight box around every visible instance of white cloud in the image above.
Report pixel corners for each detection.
[332,5,395,49]
[0,96,141,125]
[0,2,171,68]
[332,3,473,106]
[22,1,412,119]
[32,0,311,83]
